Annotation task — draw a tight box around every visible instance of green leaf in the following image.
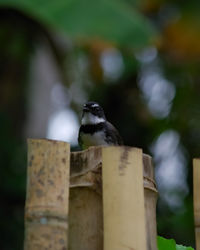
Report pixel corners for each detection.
[0,0,156,48]
[157,236,194,250]
[176,244,194,250]
[157,236,176,250]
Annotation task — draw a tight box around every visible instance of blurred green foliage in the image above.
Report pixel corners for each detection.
[0,0,155,47]
[0,0,200,249]
[157,236,194,250]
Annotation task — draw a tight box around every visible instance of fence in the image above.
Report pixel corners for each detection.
[24,138,158,250]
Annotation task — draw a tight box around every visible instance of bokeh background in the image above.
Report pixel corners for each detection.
[1,0,200,249]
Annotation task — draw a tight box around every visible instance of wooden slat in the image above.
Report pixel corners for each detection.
[102,146,147,250]
[193,158,200,250]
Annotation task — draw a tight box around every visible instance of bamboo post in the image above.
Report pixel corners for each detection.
[102,146,147,250]
[24,139,70,250]
[143,154,158,250]
[193,158,200,250]
[69,146,103,250]
[69,146,158,250]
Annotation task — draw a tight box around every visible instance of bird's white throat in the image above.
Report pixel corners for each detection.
[81,112,105,125]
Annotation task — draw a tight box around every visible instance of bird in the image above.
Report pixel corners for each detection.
[78,101,123,149]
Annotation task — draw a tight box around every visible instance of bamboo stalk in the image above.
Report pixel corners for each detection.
[143,154,158,250]
[193,158,200,250]
[69,146,103,250]
[102,146,147,250]
[24,139,70,250]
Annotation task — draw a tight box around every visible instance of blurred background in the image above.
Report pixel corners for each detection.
[0,0,200,249]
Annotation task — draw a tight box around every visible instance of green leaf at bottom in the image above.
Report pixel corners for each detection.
[157,236,194,250]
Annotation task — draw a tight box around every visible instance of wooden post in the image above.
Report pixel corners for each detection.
[69,146,158,250]
[193,158,200,250]
[24,139,70,250]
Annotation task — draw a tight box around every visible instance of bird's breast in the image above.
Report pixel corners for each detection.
[80,131,109,148]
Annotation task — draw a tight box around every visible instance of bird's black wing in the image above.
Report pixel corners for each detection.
[78,126,83,149]
[105,121,123,145]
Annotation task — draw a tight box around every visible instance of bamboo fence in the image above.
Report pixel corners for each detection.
[24,139,158,250]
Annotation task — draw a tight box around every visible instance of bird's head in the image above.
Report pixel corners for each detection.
[81,101,106,125]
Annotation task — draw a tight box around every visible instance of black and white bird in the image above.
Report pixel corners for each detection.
[78,101,123,149]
